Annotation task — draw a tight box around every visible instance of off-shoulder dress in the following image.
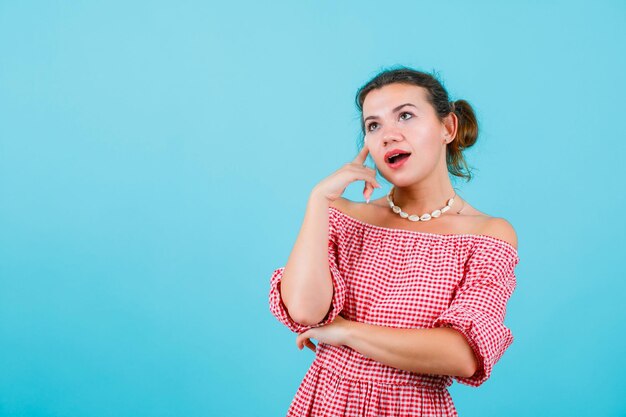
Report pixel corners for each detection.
[269,206,520,417]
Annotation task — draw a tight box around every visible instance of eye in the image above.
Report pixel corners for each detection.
[366,112,413,132]
[400,111,413,121]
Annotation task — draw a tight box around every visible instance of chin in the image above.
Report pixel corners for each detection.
[380,166,423,184]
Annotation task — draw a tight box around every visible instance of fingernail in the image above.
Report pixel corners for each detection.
[366,197,370,204]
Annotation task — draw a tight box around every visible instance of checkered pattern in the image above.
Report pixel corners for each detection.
[269,206,519,416]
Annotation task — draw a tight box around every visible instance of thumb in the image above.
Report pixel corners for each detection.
[296,331,310,350]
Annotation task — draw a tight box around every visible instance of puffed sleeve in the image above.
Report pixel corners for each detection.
[268,207,347,333]
[432,240,519,387]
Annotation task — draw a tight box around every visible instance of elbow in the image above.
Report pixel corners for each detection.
[284,299,331,327]
[450,327,481,378]
[460,362,478,379]
[287,311,324,327]
[289,311,326,326]
[281,277,334,326]
[460,353,480,378]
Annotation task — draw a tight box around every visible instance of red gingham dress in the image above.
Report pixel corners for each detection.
[269,206,520,417]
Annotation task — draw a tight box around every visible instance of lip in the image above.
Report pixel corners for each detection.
[384,148,412,162]
[386,153,411,169]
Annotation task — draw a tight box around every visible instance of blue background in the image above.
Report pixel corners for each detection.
[1,1,625,416]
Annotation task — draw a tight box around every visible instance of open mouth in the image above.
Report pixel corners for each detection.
[386,153,411,164]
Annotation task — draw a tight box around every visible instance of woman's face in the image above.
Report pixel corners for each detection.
[362,83,450,185]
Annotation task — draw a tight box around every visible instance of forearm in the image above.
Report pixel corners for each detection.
[280,188,333,325]
[345,321,478,378]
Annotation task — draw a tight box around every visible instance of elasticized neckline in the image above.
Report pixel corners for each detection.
[328,206,519,256]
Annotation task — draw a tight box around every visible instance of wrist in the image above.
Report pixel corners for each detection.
[309,187,331,206]
[343,319,361,348]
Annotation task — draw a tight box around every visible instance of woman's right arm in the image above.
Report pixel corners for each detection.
[279,188,334,326]
[278,143,381,326]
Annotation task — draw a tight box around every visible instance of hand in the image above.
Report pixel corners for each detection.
[295,315,353,352]
[312,141,381,204]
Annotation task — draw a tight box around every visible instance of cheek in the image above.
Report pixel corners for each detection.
[410,119,440,138]
[406,142,443,171]
[410,128,443,151]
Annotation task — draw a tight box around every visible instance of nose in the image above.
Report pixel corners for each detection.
[382,130,403,146]
[380,120,404,145]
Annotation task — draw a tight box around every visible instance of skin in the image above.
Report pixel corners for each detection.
[293,83,519,379]
[363,82,460,217]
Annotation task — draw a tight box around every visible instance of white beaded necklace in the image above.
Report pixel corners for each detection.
[386,185,464,222]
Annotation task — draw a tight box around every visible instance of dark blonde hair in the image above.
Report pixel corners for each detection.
[355,65,479,182]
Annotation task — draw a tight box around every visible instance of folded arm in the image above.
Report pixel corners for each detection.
[344,321,478,378]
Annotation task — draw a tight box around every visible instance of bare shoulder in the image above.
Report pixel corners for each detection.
[480,217,518,250]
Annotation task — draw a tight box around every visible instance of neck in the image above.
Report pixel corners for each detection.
[390,182,459,215]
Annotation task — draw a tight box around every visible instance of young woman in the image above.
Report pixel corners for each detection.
[268,67,519,417]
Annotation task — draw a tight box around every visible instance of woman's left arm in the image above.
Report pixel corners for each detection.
[295,315,477,378]
[344,320,478,378]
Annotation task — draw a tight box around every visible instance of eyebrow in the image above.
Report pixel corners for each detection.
[363,103,418,123]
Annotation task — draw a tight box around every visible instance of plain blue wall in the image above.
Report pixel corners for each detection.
[1,1,624,416]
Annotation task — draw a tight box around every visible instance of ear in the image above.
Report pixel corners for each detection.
[442,112,458,143]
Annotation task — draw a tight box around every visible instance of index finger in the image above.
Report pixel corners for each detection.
[352,141,371,166]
